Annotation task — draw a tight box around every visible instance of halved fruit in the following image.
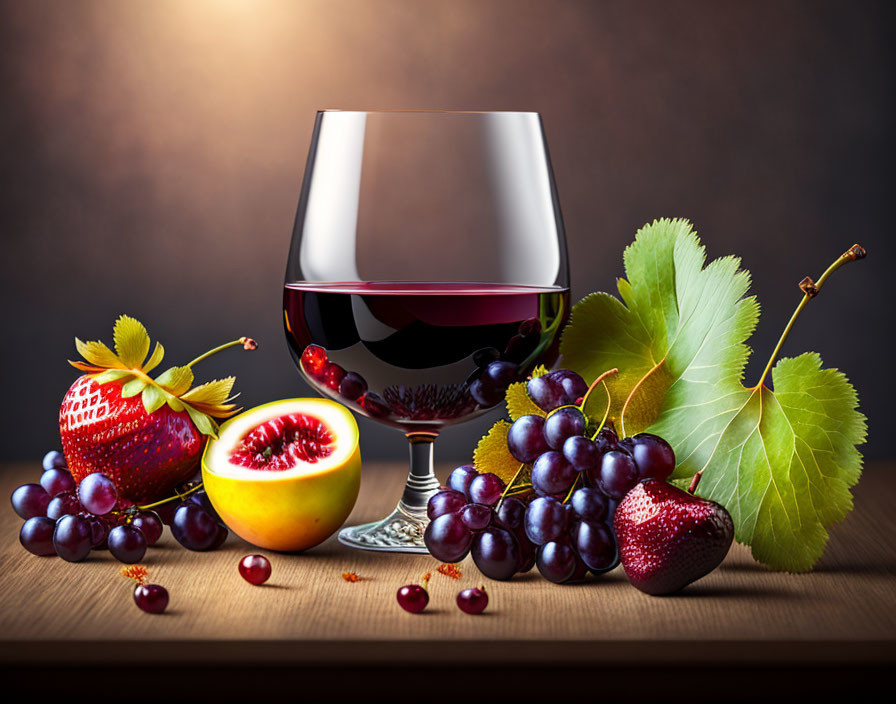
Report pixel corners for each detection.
[202,398,361,551]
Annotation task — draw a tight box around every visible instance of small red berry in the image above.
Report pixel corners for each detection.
[323,363,346,391]
[134,583,169,614]
[457,587,488,615]
[239,554,272,585]
[300,344,328,377]
[396,584,428,613]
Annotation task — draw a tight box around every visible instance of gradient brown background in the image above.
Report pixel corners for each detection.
[1,0,892,464]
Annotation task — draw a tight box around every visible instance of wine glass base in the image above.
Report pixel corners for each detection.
[337,503,431,553]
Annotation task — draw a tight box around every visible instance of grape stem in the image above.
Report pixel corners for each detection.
[495,464,527,513]
[754,244,865,389]
[186,337,258,368]
[136,481,204,510]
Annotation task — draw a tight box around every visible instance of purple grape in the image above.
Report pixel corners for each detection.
[570,487,608,523]
[338,372,368,401]
[563,435,601,472]
[536,540,577,583]
[507,415,550,463]
[40,468,75,497]
[471,527,519,581]
[52,514,92,562]
[447,464,478,499]
[574,520,616,572]
[595,427,621,453]
[89,517,108,548]
[569,551,590,583]
[46,492,81,520]
[20,516,57,556]
[396,584,428,613]
[460,503,492,531]
[456,587,489,615]
[547,370,588,403]
[495,497,526,530]
[171,503,219,551]
[208,522,229,550]
[42,450,67,471]
[427,489,466,520]
[630,433,676,481]
[524,496,568,545]
[108,525,147,564]
[11,483,50,519]
[526,375,567,412]
[187,490,221,522]
[515,530,537,572]
[468,473,505,507]
[543,407,586,450]
[595,450,639,500]
[424,512,473,562]
[470,376,504,407]
[77,473,118,515]
[134,584,169,614]
[531,451,576,497]
[485,361,518,387]
[131,511,163,546]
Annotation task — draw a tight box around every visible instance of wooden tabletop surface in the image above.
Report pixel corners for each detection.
[1,460,894,698]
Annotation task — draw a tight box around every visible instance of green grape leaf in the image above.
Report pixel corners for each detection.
[560,218,866,571]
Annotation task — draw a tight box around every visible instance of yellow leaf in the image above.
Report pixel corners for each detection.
[75,338,122,369]
[113,315,151,369]
[155,366,194,397]
[505,381,545,421]
[181,377,236,407]
[473,420,523,484]
[143,342,165,373]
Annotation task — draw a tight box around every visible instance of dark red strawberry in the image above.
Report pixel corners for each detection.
[614,478,734,595]
[59,315,255,505]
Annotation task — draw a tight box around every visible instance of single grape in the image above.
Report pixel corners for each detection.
[536,540,578,584]
[629,433,676,481]
[495,497,526,530]
[239,554,272,585]
[396,584,428,613]
[131,511,163,546]
[526,375,567,412]
[524,496,568,545]
[300,344,328,377]
[338,371,368,401]
[570,487,608,523]
[507,415,550,463]
[515,531,537,573]
[42,450,67,471]
[562,435,601,472]
[322,362,345,391]
[468,473,505,507]
[208,521,229,550]
[77,473,118,515]
[595,450,640,500]
[574,520,616,572]
[547,370,588,404]
[531,451,576,497]
[153,500,179,526]
[543,407,586,450]
[485,360,518,387]
[470,377,504,407]
[46,492,81,520]
[11,483,50,519]
[457,587,489,615]
[171,503,219,551]
[460,503,493,531]
[134,584,169,614]
[471,527,520,581]
[40,468,75,497]
[595,427,621,453]
[52,514,92,562]
[187,490,222,522]
[424,512,473,563]
[108,525,147,564]
[19,516,56,556]
[427,489,466,520]
[447,464,478,499]
[88,517,108,548]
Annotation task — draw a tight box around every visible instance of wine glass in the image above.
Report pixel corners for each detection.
[283,110,569,552]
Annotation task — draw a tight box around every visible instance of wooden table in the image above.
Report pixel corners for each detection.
[1,462,894,702]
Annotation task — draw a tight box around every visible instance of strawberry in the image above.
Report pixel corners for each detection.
[60,315,256,505]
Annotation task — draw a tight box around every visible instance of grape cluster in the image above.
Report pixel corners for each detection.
[11,450,229,563]
[425,369,676,585]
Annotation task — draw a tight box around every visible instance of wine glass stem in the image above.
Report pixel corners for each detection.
[398,432,441,517]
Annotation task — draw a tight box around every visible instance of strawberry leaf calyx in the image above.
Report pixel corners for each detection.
[68,315,255,438]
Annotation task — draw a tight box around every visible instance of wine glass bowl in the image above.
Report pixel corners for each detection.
[284,110,569,552]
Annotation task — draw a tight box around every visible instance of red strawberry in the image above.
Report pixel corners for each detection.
[614,478,734,595]
[59,315,255,506]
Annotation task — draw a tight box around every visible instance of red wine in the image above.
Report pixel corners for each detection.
[283,282,569,432]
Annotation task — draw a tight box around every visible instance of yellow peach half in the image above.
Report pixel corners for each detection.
[201,398,361,551]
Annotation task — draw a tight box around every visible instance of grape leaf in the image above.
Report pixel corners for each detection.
[473,420,522,484]
[506,365,549,420]
[560,218,866,571]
